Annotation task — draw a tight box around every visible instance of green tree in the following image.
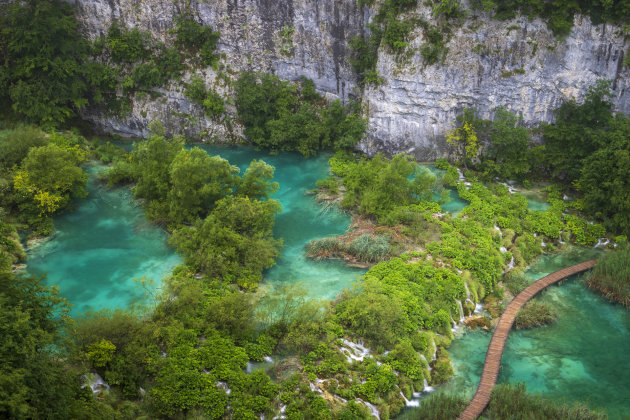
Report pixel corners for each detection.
[0,0,114,124]
[13,143,88,215]
[167,148,239,224]
[170,196,282,289]
[482,106,531,179]
[0,272,84,419]
[237,160,279,200]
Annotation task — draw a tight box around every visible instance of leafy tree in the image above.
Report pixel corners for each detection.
[0,272,85,419]
[0,0,115,124]
[482,106,531,179]
[235,72,365,156]
[13,143,88,215]
[335,153,438,220]
[167,148,239,224]
[446,120,479,168]
[237,159,280,200]
[173,14,220,66]
[577,116,630,235]
[543,80,614,181]
[170,196,282,289]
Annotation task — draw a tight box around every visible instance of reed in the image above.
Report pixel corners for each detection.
[587,247,630,308]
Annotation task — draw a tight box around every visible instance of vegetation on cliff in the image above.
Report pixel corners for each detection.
[235,72,366,157]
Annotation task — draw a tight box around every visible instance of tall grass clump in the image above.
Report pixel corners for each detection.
[347,234,391,262]
[514,301,557,329]
[305,237,343,257]
[587,247,630,308]
[486,383,606,419]
[396,392,466,419]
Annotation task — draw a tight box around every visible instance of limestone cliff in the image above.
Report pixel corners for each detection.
[71,0,630,159]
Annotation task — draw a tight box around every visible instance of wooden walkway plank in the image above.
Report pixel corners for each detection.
[456,259,597,420]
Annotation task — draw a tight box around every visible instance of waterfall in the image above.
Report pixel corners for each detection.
[357,399,380,419]
[558,234,566,244]
[340,339,371,363]
[400,391,420,407]
[594,238,610,248]
[263,356,274,363]
[456,300,465,323]
[494,225,503,237]
[500,246,508,253]
[82,372,110,393]
[423,378,435,392]
[474,303,483,314]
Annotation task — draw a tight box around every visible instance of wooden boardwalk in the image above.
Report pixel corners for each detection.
[457,259,598,420]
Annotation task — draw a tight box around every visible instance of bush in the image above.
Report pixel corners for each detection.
[587,247,630,308]
[173,14,220,66]
[235,72,365,156]
[514,301,557,329]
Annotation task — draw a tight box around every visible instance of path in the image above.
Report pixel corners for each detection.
[457,259,598,420]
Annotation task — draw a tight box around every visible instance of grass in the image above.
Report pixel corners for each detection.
[514,301,557,329]
[306,234,391,264]
[586,247,630,308]
[397,383,605,419]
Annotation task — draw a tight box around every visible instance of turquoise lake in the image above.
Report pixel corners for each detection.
[26,163,183,316]
[24,143,630,418]
[423,247,630,419]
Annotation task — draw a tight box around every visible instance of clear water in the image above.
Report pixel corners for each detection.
[27,163,182,316]
[198,145,365,300]
[442,248,630,419]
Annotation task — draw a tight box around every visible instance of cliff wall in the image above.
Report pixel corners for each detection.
[72,0,630,159]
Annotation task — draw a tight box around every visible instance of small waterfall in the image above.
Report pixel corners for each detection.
[423,378,435,392]
[494,225,503,237]
[474,303,483,314]
[263,356,274,363]
[309,382,323,394]
[400,391,420,407]
[500,246,508,253]
[357,399,380,419]
[82,372,110,393]
[340,339,371,363]
[217,381,231,395]
[558,234,566,244]
[456,300,465,323]
[457,168,465,181]
[541,240,547,247]
[594,238,610,248]
[246,362,253,373]
[503,257,515,273]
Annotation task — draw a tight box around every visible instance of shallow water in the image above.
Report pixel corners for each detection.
[442,248,630,419]
[27,163,182,316]
[198,145,365,300]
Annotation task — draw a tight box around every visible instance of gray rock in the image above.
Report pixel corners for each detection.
[72,0,630,158]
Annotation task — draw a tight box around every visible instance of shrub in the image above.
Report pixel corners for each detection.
[587,247,630,308]
[514,301,557,329]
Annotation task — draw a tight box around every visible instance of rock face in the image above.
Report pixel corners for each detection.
[73,0,365,139]
[71,0,630,158]
[361,8,630,160]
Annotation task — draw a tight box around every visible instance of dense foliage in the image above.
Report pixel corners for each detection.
[107,126,282,289]
[587,247,630,308]
[402,383,605,419]
[445,82,630,236]
[0,0,116,125]
[472,0,630,36]
[0,126,89,234]
[235,72,366,156]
